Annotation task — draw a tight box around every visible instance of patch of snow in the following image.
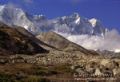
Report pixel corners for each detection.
[75,17,80,24]
[89,18,97,27]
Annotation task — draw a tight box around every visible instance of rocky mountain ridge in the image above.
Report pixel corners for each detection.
[0,5,107,36]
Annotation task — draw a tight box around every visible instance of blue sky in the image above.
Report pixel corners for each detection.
[0,0,120,31]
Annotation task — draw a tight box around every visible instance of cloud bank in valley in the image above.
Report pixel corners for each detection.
[60,29,120,52]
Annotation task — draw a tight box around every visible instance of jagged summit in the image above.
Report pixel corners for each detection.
[53,13,107,36]
[53,13,92,35]
[0,5,107,36]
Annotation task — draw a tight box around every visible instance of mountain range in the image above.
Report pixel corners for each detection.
[0,5,107,35]
[0,5,119,52]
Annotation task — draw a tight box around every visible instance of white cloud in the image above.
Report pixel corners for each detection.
[59,29,120,52]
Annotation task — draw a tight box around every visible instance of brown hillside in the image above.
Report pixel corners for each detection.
[37,31,99,55]
[0,22,48,55]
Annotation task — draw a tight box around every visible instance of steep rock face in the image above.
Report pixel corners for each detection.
[89,18,108,36]
[0,5,41,34]
[0,22,48,55]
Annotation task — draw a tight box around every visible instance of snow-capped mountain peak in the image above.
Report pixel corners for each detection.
[0,5,106,36]
[0,5,43,34]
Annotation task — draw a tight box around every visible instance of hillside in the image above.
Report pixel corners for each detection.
[0,22,48,55]
[37,31,99,56]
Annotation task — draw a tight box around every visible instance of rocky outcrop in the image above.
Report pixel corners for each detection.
[71,58,120,77]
